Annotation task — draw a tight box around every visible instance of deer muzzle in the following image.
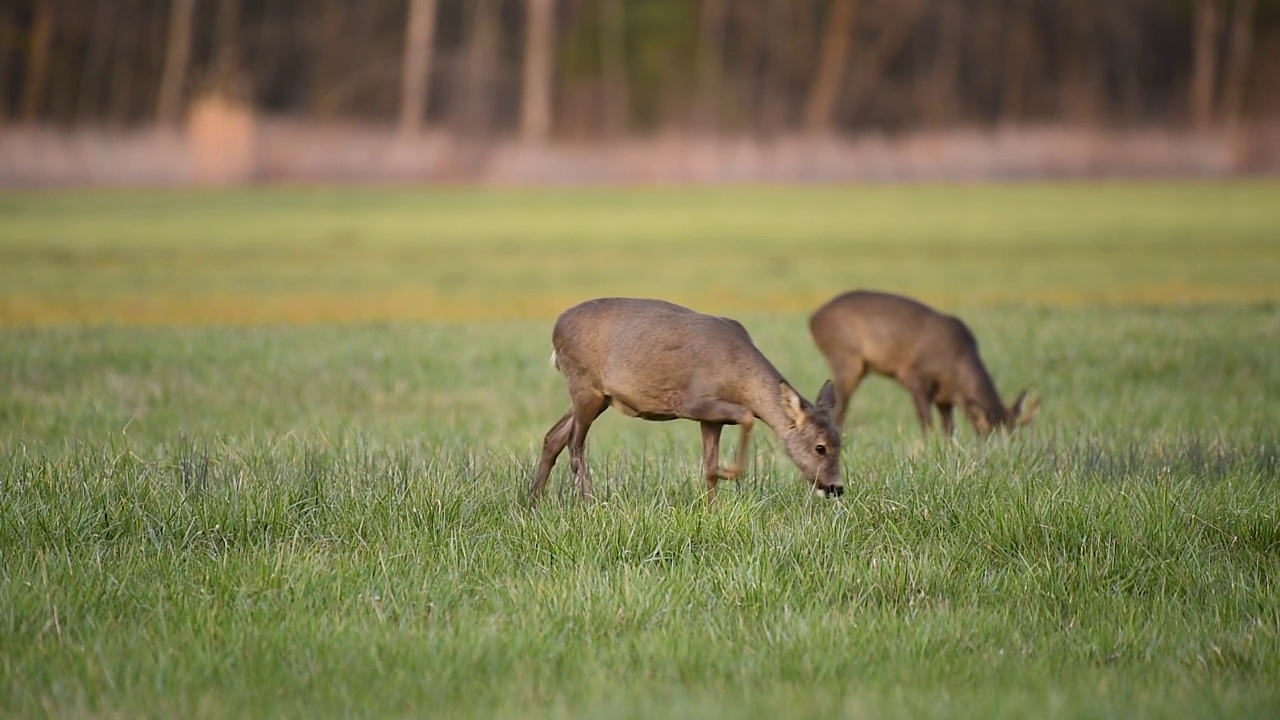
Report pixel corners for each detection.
[813,482,844,499]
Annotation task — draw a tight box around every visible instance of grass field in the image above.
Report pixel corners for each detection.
[2,182,1279,324]
[2,182,1280,719]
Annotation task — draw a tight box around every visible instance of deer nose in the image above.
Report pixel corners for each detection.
[826,484,845,498]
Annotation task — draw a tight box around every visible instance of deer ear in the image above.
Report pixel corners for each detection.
[1010,390,1027,419]
[816,380,837,414]
[1016,392,1039,426]
[781,382,806,426]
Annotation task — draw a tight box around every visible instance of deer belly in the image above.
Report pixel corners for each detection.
[610,397,677,421]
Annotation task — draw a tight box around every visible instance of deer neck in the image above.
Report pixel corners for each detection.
[744,377,801,437]
[963,362,1007,423]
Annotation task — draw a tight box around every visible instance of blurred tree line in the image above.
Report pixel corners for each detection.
[1,0,1277,139]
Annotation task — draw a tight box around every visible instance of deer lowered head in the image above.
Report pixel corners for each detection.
[770,379,843,497]
[967,388,1039,437]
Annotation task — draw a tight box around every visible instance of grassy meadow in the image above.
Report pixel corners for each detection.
[2,182,1280,719]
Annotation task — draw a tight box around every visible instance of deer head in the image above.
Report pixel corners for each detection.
[780,380,843,497]
[969,389,1039,436]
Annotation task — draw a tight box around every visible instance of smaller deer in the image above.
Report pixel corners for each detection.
[809,290,1038,437]
[531,298,843,505]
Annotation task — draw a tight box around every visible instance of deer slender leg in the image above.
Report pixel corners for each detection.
[700,422,724,505]
[530,410,573,506]
[910,391,933,434]
[828,354,867,431]
[901,375,934,434]
[683,396,754,479]
[568,394,608,501]
[938,403,956,437]
[722,415,754,479]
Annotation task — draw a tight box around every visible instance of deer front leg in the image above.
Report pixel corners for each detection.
[901,374,934,435]
[699,422,724,505]
[684,397,755,480]
[568,393,609,502]
[938,403,956,437]
[828,354,867,432]
[720,414,754,480]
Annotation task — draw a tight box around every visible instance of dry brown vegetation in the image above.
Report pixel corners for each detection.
[4,123,1279,187]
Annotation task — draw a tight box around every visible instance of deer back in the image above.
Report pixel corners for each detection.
[812,291,959,367]
[552,298,783,414]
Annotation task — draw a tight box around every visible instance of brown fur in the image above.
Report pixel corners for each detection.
[809,290,1038,437]
[531,298,842,505]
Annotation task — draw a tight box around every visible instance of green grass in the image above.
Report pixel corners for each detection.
[1,182,1278,324]
[2,183,1280,718]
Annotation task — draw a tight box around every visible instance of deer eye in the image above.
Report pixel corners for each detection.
[815,444,827,456]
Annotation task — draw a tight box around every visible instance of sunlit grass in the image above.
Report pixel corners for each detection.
[4,307,1280,720]
[2,183,1280,718]
[3,411,1279,719]
[2,182,1278,325]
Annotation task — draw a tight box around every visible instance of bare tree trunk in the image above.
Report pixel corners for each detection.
[251,0,289,109]
[844,0,924,122]
[694,0,728,130]
[156,0,197,125]
[19,0,55,124]
[109,0,140,125]
[399,0,439,135]
[554,0,593,139]
[1190,0,1221,129]
[461,0,501,136]
[1108,2,1146,124]
[1046,1,1103,126]
[759,0,791,135]
[1219,0,1256,128]
[789,0,818,95]
[998,0,1035,125]
[923,0,962,126]
[213,0,242,75]
[0,8,14,119]
[521,0,556,142]
[311,0,346,118]
[803,0,857,135]
[598,0,629,135]
[77,0,119,123]
[727,0,763,132]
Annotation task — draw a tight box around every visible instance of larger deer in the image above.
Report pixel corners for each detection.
[531,298,843,505]
[809,290,1038,437]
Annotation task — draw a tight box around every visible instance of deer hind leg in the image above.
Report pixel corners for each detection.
[568,392,609,501]
[530,410,573,506]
